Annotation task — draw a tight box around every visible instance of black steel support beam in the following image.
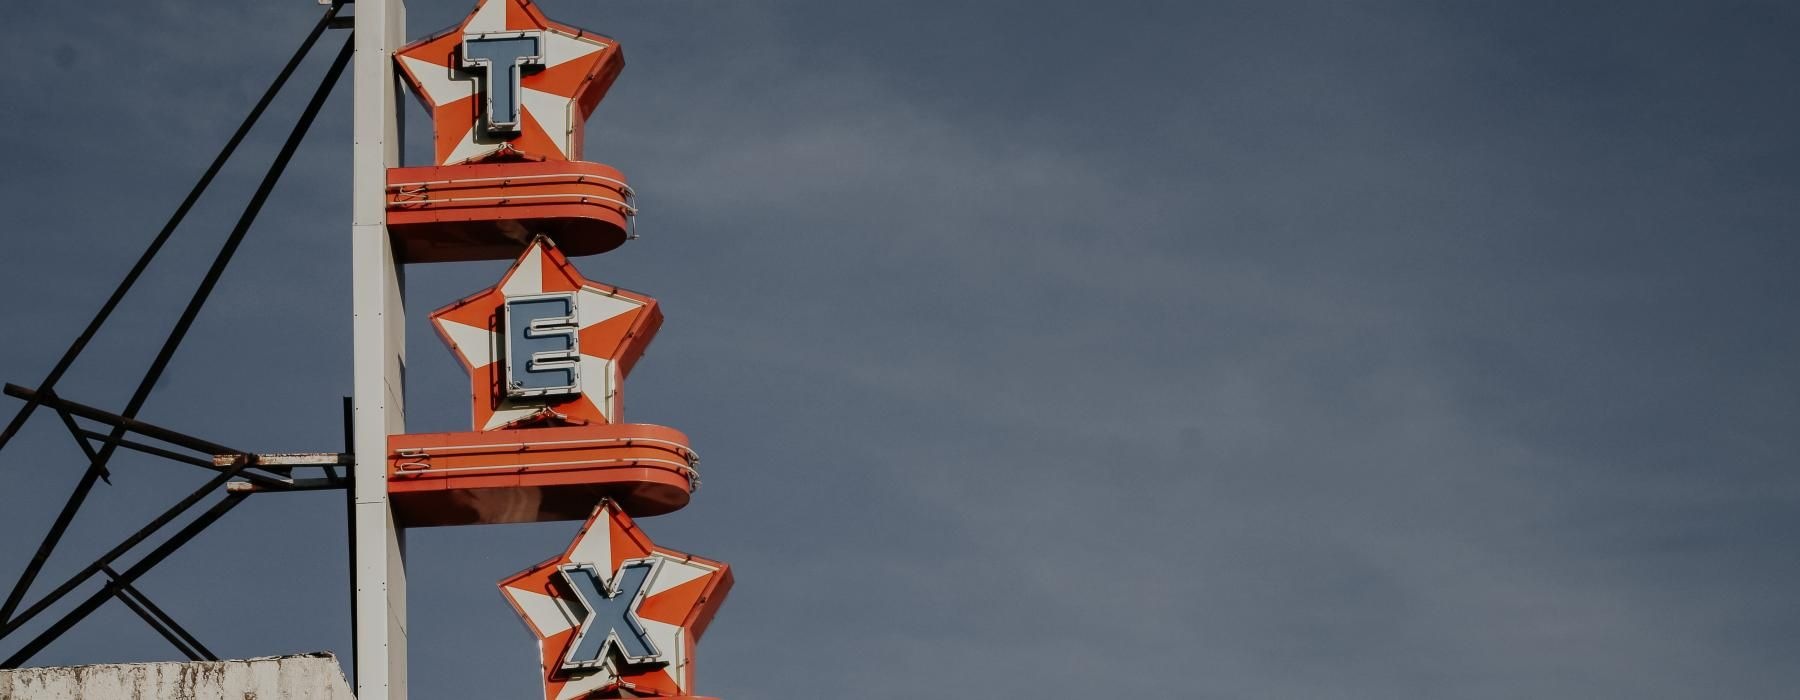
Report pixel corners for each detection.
[5,385,242,459]
[105,577,204,662]
[101,566,215,662]
[329,397,352,485]
[78,430,225,470]
[48,401,108,483]
[2,493,250,669]
[0,36,355,627]
[13,386,291,490]
[0,461,249,639]
[342,394,357,688]
[0,2,342,455]
[72,432,296,490]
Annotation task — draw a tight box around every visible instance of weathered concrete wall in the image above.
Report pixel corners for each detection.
[0,652,353,699]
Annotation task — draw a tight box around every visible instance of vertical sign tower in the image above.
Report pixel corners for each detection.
[352,1,730,698]
[349,0,409,697]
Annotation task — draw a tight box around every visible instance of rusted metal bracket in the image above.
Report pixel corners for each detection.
[226,478,347,494]
[213,453,353,493]
[212,452,351,469]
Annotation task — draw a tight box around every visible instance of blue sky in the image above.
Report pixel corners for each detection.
[2,1,1798,697]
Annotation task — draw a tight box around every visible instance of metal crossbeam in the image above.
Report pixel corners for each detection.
[5,384,245,464]
[213,452,352,469]
[0,4,354,663]
[101,566,216,663]
[49,401,109,483]
[2,494,250,669]
[8,385,294,489]
[0,2,345,456]
[0,460,250,640]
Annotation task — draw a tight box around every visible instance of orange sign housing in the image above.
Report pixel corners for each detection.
[378,1,733,696]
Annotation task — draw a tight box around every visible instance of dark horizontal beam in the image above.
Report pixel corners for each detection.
[78,430,218,470]
[4,384,241,459]
[77,430,292,490]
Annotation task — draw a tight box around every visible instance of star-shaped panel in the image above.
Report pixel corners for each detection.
[396,0,624,165]
[431,237,662,431]
[501,500,732,699]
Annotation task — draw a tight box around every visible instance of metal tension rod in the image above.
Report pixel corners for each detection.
[78,429,242,473]
[7,384,240,461]
[341,394,357,687]
[0,34,357,627]
[0,460,251,640]
[4,385,291,489]
[47,397,109,483]
[1,493,252,669]
[0,1,344,455]
[101,566,217,663]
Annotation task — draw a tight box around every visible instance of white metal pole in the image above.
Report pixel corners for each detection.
[351,0,408,698]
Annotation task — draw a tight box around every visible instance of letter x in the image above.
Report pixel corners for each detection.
[559,560,661,670]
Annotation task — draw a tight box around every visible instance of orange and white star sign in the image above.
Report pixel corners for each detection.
[501,500,732,699]
[430,237,661,431]
[396,0,624,165]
